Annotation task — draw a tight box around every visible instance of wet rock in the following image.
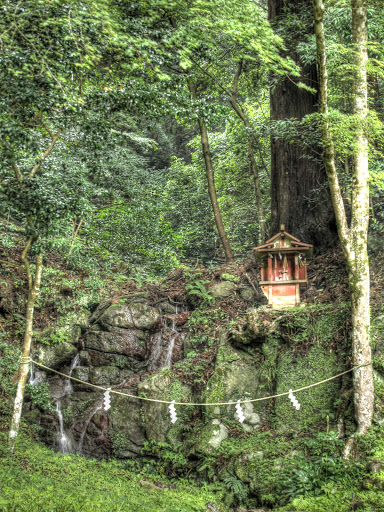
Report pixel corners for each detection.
[38,342,78,369]
[71,367,90,391]
[85,328,146,359]
[209,281,237,298]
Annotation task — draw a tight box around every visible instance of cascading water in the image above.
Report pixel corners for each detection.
[56,401,72,453]
[64,354,80,394]
[29,361,38,386]
[55,354,79,453]
[163,334,176,369]
[162,305,179,370]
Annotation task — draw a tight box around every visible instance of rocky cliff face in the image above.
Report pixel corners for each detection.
[24,275,351,464]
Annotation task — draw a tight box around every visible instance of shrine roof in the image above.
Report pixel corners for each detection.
[253,230,313,253]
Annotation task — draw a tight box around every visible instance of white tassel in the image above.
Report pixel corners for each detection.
[169,400,177,423]
[235,400,245,423]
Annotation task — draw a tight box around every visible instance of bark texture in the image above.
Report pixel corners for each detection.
[312,0,374,435]
[269,0,337,250]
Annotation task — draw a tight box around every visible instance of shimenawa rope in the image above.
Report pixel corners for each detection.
[27,358,372,407]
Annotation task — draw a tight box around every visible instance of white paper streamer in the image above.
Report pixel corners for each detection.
[235,400,245,423]
[169,400,177,423]
[104,388,111,411]
[288,389,300,410]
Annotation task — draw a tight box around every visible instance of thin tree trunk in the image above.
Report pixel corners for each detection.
[349,0,373,434]
[189,82,234,262]
[312,0,374,436]
[229,61,266,244]
[67,218,83,257]
[9,243,43,449]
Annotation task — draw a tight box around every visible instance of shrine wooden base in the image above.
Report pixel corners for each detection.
[261,282,301,308]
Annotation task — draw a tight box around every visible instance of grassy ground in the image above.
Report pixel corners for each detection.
[0,433,225,512]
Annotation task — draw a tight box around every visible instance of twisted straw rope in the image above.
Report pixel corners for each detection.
[27,358,371,407]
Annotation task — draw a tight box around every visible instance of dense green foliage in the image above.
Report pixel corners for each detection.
[1,1,384,511]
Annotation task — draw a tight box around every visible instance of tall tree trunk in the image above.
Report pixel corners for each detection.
[9,243,43,449]
[189,82,234,262]
[349,0,373,434]
[229,61,266,244]
[312,0,374,437]
[269,0,337,249]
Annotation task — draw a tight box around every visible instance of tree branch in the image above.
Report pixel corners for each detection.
[29,129,62,179]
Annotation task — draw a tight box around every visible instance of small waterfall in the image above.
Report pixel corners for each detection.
[77,403,102,454]
[29,361,38,386]
[64,354,80,394]
[56,401,72,454]
[163,334,176,369]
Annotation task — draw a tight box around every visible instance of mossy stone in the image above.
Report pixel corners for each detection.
[274,345,343,431]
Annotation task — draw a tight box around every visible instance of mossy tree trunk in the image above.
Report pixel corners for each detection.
[189,81,234,262]
[312,0,374,435]
[9,241,43,449]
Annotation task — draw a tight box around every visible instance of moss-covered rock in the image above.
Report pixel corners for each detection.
[38,342,78,369]
[209,281,237,299]
[203,337,267,428]
[193,420,229,454]
[90,366,121,386]
[274,345,344,431]
[109,394,145,458]
[138,373,193,445]
[98,301,160,331]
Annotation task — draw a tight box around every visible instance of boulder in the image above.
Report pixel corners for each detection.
[85,328,146,359]
[194,420,229,454]
[138,373,192,445]
[97,302,160,331]
[209,281,237,299]
[247,309,279,339]
[109,394,145,458]
[204,337,267,428]
[38,342,78,369]
[90,366,121,386]
[239,286,255,302]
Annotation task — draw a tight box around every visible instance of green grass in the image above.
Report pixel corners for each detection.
[0,434,225,512]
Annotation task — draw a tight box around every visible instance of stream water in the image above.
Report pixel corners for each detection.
[55,354,80,453]
[56,401,72,453]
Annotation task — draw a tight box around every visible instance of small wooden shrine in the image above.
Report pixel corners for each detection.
[254,225,313,308]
